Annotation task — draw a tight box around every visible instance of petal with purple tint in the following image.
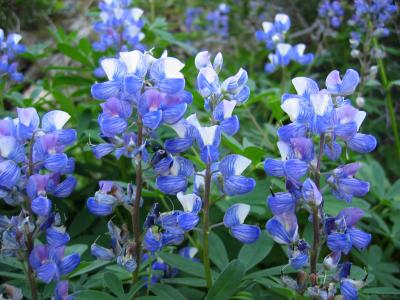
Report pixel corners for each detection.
[230,224,260,244]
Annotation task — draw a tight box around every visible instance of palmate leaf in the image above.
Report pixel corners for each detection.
[205,260,245,300]
[209,231,229,271]
[149,283,186,300]
[75,290,117,300]
[104,272,124,298]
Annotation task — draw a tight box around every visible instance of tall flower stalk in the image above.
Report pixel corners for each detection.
[264,69,377,298]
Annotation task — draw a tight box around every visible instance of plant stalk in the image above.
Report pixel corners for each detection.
[372,37,400,159]
[26,135,38,300]
[132,117,143,286]
[310,134,325,283]
[202,163,213,290]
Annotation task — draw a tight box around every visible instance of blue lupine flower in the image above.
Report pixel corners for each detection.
[138,88,192,130]
[0,29,25,82]
[54,280,73,300]
[29,245,80,283]
[185,7,203,32]
[289,239,309,269]
[87,181,132,216]
[319,1,344,28]
[327,163,370,202]
[164,118,197,154]
[206,4,230,38]
[218,154,255,195]
[155,156,194,195]
[267,192,296,215]
[326,207,371,254]
[266,212,298,244]
[92,0,145,52]
[256,14,313,73]
[326,69,360,96]
[264,158,308,187]
[223,204,260,244]
[340,279,358,300]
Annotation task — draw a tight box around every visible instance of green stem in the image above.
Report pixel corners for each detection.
[310,134,325,283]
[202,163,212,290]
[131,117,143,289]
[372,37,400,159]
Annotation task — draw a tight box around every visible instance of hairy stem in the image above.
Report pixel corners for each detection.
[132,117,143,286]
[310,134,325,282]
[372,37,400,159]
[202,163,213,290]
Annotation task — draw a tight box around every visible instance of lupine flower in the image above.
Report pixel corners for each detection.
[53,280,73,300]
[224,204,260,244]
[29,229,80,284]
[326,207,371,254]
[318,1,344,28]
[0,28,25,82]
[92,0,145,52]
[217,154,255,196]
[185,7,203,32]
[256,14,313,73]
[206,4,230,39]
[264,68,375,294]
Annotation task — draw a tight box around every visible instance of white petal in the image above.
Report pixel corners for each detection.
[281,98,301,121]
[198,125,218,146]
[119,50,145,74]
[236,203,250,224]
[222,100,236,118]
[177,192,198,212]
[233,155,251,175]
[262,22,273,33]
[277,141,290,160]
[354,111,366,130]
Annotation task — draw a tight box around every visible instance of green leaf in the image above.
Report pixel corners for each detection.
[149,283,186,300]
[65,244,88,256]
[324,196,370,216]
[239,231,273,271]
[162,277,206,287]
[58,43,92,66]
[104,272,125,298]
[386,179,400,202]
[362,287,400,295]
[125,281,146,299]
[68,260,110,278]
[209,232,229,271]
[52,91,77,122]
[205,260,245,300]
[0,271,26,279]
[75,290,117,300]
[158,252,215,278]
[0,256,24,270]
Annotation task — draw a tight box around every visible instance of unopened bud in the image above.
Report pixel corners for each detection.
[356,96,365,107]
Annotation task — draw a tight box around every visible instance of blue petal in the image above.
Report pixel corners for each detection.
[284,159,308,180]
[144,229,162,253]
[348,228,371,250]
[338,178,369,200]
[223,203,250,227]
[162,103,187,124]
[124,74,143,95]
[327,233,352,254]
[142,110,162,130]
[53,176,76,198]
[200,145,219,163]
[100,244,121,262]
[340,279,358,300]
[223,175,255,196]
[156,176,187,195]
[36,262,58,283]
[0,160,20,189]
[324,141,342,161]
[56,129,77,145]
[47,227,70,248]
[302,178,322,206]
[93,143,115,159]
[177,212,199,231]
[60,253,80,275]
[289,252,309,269]
[220,116,239,135]
[347,133,377,153]
[277,122,307,142]
[31,196,52,216]
[266,213,298,244]
[231,85,250,103]
[44,153,68,172]
[99,115,127,137]
[230,224,260,244]
[162,231,185,246]
[91,81,121,100]
[156,78,185,94]
[268,192,296,215]
[264,158,284,177]
[153,156,174,175]
[87,197,113,216]
[164,138,194,153]
[197,67,220,98]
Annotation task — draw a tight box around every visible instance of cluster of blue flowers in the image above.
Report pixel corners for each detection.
[349,0,397,38]
[92,0,145,53]
[0,28,25,82]
[255,14,314,73]
[87,49,261,278]
[0,108,79,298]
[264,69,376,298]
[185,4,230,39]
[318,0,344,28]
